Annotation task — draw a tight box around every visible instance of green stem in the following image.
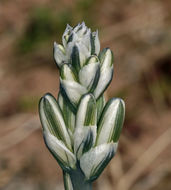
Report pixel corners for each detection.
[63,166,92,190]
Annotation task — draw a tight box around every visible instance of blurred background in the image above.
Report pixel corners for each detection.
[0,0,171,190]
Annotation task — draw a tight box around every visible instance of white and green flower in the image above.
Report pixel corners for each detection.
[39,22,125,190]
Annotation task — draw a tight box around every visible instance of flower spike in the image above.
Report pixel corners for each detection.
[39,22,125,190]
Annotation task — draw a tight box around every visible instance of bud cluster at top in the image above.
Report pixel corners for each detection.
[54,22,100,68]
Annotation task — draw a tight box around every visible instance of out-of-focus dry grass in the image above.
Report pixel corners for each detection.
[0,0,171,190]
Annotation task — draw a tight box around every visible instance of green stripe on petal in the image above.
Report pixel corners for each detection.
[60,79,87,109]
[53,42,66,68]
[94,48,114,99]
[74,94,97,159]
[39,93,72,150]
[96,95,106,123]
[74,125,96,159]
[90,30,100,55]
[96,98,125,145]
[60,64,78,82]
[76,94,97,127]
[71,45,81,73]
[79,55,100,92]
[44,132,76,171]
[80,142,117,181]
[58,92,76,133]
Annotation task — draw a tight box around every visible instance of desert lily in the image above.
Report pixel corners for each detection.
[39,22,125,190]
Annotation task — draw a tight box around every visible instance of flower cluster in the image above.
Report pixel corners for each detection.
[39,22,125,187]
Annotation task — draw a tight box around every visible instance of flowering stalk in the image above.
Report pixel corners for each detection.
[39,22,125,190]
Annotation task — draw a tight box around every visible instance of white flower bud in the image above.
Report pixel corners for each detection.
[60,79,87,109]
[94,48,114,99]
[91,30,100,55]
[62,24,73,48]
[57,92,75,133]
[96,98,125,145]
[53,42,66,68]
[79,55,100,91]
[39,93,72,150]
[44,132,76,171]
[74,94,97,159]
[80,142,118,181]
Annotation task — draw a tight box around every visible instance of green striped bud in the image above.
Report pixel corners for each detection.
[80,142,118,181]
[39,93,72,150]
[96,98,125,145]
[74,94,97,159]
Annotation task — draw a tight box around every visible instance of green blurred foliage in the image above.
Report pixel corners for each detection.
[16,1,98,55]
[17,7,71,54]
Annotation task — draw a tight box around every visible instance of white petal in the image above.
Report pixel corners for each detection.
[94,48,114,98]
[94,67,113,98]
[60,64,77,82]
[93,30,100,55]
[74,125,96,159]
[79,56,100,90]
[96,98,125,145]
[80,143,118,180]
[39,93,72,149]
[44,132,76,170]
[53,42,66,68]
[58,93,76,133]
[74,94,97,158]
[75,94,97,127]
[77,42,91,67]
[60,79,87,107]
[62,24,73,47]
